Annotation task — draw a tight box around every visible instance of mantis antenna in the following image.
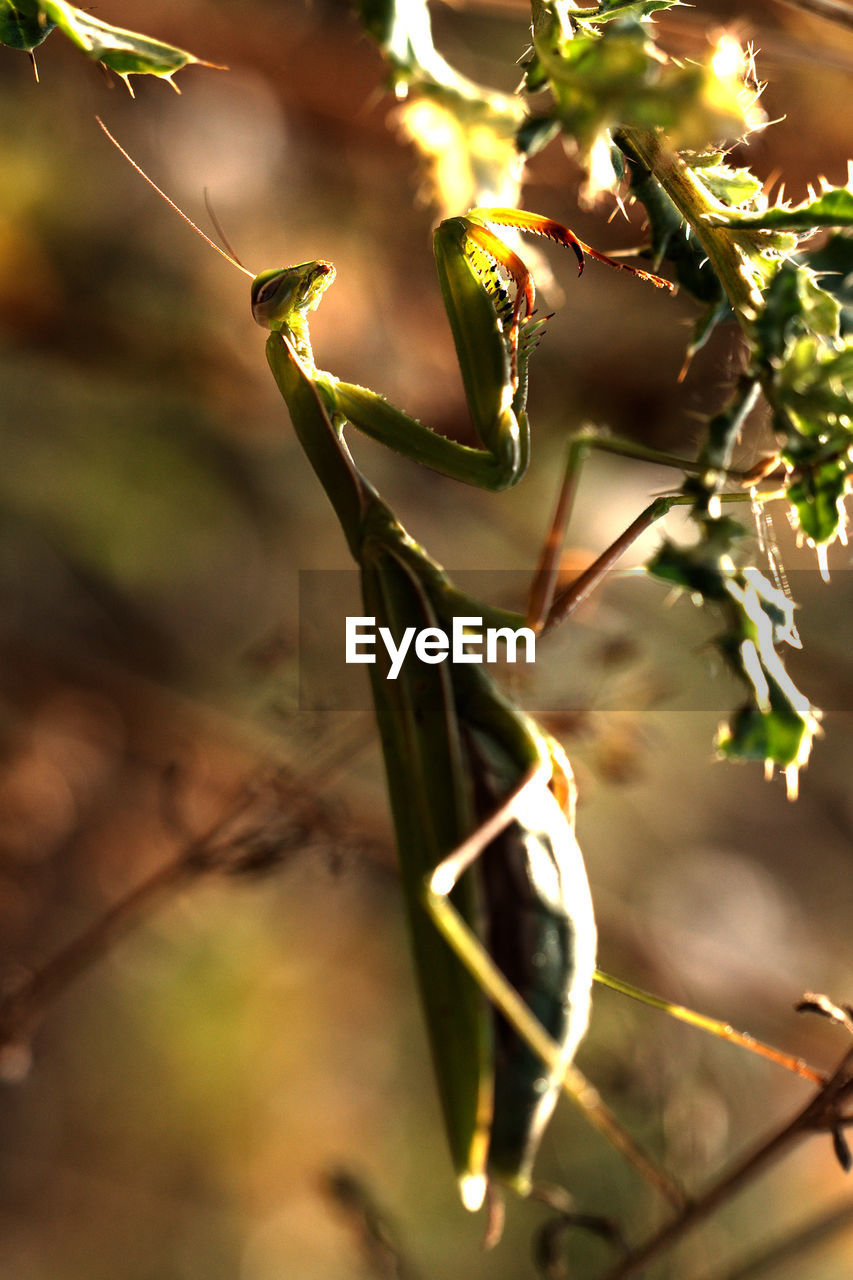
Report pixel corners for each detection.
[95,117,256,280]
[203,188,250,272]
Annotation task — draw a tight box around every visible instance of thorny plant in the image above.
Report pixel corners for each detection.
[1,2,853,1277]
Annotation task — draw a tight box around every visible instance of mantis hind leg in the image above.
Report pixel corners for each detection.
[526,426,768,633]
[423,762,686,1212]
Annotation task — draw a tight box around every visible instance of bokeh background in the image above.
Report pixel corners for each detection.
[0,2,852,1277]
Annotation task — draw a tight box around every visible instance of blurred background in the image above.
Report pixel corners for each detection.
[0,1,852,1277]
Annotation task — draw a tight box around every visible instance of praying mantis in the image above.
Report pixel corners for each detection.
[98,121,678,1215]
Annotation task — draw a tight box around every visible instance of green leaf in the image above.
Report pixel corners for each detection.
[776,338,853,434]
[752,263,841,364]
[749,264,853,549]
[354,0,400,50]
[354,0,438,77]
[529,14,764,207]
[717,693,817,779]
[3,1,218,90]
[717,572,819,784]
[647,522,744,602]
[697,159,764,209]
[0,1,54,51]
[516,113,560,158]
[712,183,853,231]
[593,0,681,20]
[785,456,851,547]
[802,233,853,336]
[649,529,819,786]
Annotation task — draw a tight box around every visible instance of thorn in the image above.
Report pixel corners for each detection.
[761,168,781,201]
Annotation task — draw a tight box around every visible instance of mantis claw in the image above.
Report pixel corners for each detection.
[468,206,676,293]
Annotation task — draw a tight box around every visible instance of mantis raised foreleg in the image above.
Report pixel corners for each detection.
[250,207,672,493]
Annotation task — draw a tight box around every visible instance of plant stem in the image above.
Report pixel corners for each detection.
[595,1041,853,1279]
[0,730,371,1066]
[0,855,195,1065]
[617,127,764,328]
[706,1198,853,1280]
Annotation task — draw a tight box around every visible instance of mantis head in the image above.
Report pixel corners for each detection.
[251,261,337,334]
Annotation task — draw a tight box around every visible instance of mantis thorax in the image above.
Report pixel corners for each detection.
[251,260,336,370]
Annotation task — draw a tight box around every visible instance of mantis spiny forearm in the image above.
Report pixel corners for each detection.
[250,208,672,493]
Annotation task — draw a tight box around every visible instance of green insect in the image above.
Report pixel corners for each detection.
[252,223,604,1212]
[98,119,674,1213]
[267,328,598,1209]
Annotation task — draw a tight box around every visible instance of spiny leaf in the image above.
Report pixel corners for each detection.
[711,182,853,231]
[717,694,817,781]
[1,1,219,91]
[785,455,852,548]
[648,534,820,788]
[591,0,682,22]
[752,263,841,361]
[802,233,853,335]
[0,1,54,51]
[696,159,765,209]
[528,11,763,200]
[776,339,853,433]
[748,265,852,549]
